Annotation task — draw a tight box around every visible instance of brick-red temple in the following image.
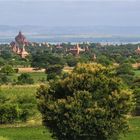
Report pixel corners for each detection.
[10,31,29,58]
[68,44,88,55]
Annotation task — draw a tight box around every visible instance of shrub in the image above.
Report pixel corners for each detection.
[0,104,18,124]
[0,65,15,75]
[37,63,133,140]
[116,63,135,85]
[133,88,140,116]
[0,74,10,84]
[46,65,64,80]
[17,73,34,84]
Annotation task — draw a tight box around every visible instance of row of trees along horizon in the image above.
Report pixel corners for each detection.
[0,42,140,140]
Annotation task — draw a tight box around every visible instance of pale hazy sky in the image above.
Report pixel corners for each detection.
[0,0,140,26]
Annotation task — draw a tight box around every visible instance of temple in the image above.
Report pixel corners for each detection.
[93,53,97,61]
[56,44,63,49]
[135,46,140,55]
[10,31,29,58]
[68,44,87,55]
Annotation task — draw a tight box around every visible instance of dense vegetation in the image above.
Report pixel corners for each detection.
[37,63,133,140]
[0,42,140,139]
[0,43,140,69]
[0,117,140,140]
[0,85,39,124]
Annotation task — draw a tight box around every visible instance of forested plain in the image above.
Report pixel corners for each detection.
[0,42,140,140]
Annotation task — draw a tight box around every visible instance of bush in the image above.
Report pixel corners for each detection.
[0,104,18,124]
[37,63,133,140]
[67,58,78,67]
[137,65,140,70]
[0,74,10,84]
[16,94,37,121]
[46,65,64,80]
[0,65,15,75]
[0,91,37,124]
[133,88,140,116]
[17,73,34,84]
[116,63,135,85]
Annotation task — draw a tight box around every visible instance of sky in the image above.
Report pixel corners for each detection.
[0,0,140,27]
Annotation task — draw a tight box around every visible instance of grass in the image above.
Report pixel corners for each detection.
[0,85,39,97]
[0,117,140,140]
[28,72,46,82]
[134,69,140,77]
[8,72,46,83]
[120,117,140,140]
[0,126,52,140]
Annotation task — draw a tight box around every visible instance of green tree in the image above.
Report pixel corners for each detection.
[133,88,140,116]
[116,63,135,85]
[37,63,133,140]
[0,58,5,67]
[31,52,65,68]
[97,55,112,66]
[17,73,34,85]
[0,74,10,84]
[46,64,64,80]
[132,78,140,116]
[0,65,15,75]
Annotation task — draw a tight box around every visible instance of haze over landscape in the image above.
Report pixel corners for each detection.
[0,0,140,38]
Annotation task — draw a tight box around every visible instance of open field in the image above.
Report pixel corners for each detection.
[134,70,140,77]
[0,126,52,140]
[8,72,46,83]
[0,117,140,140]
[0,85,39,97]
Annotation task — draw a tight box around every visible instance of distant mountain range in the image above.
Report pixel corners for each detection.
[0,25,140,43]
[0,25,140,36]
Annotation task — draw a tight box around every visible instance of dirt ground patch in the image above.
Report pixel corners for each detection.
[18,68,45,73]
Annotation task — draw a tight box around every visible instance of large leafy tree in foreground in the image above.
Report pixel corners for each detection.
[37,63,133,140]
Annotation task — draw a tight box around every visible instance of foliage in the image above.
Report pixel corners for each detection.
[0,103,18,124]
[0,65,15,75]
[0,85,38,124]
[133,88,140,116]
[97,55,112,66]
[116,63,135,85]
[66,57,78,67]
[31,52,65,68]
[46,65,64,80]
[0,117,140,140]
[17,73,34,84]
[37,63,133,140]
[0,74,10,84]
[0,57,5,67]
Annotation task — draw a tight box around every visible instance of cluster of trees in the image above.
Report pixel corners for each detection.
[1,42,140,69]
[114,62,140,116]
[0,65,34,85]
[0,43,140,139]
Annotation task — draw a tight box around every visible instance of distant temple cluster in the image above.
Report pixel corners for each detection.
[55,43,97,61]
[10,32,29,58]
[55,43,90,56]
[9,31,98,58]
